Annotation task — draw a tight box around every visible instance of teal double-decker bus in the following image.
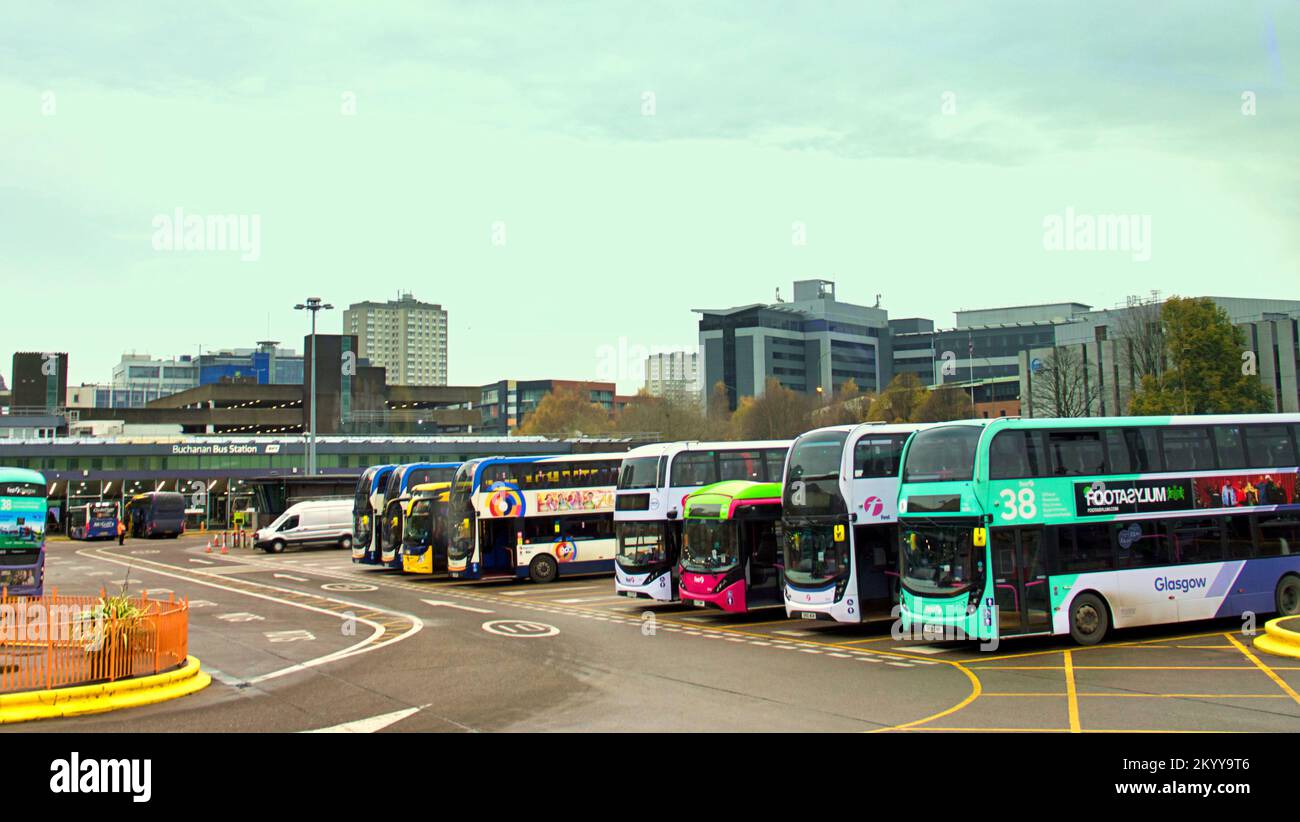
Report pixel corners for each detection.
[897,414,1300,645]
[0,467,48,596]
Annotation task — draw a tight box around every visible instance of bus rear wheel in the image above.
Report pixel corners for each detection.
[529,555,558,584]
[1069,593,1109,646]
[1276,576,1300,616]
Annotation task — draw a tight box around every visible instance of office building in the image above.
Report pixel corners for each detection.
[343,293,448,386]
[696,279,890,410]
[477,379,617,435]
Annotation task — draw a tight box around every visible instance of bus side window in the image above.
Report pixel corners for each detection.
[1160,427,1214,472]
[1170,518,1224,564]
[1103,429,1131,474]
[1224,515,1253,559]
[1059,524,1113,573]
[1244,425,1297,468]
[1213,426,1248,469]
[1255,514,1300,558]
[1113,521,1172,568]
[1124,428,1162,473]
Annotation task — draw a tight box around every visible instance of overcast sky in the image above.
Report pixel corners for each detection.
[1,2,1295,391]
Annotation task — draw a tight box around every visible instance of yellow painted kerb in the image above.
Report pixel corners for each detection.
[1252,618,1300,660]
[0,656,210,724]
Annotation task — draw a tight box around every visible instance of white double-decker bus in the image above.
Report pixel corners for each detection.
[782,422,932,622]
[446,453,624,583]
[614,440,791,602]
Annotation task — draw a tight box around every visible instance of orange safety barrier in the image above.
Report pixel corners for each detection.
[0,588,190,694]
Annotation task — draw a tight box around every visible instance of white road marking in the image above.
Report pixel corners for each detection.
[216,612,265,623]
[273,573,309,582]
[189,558,214,565]
[774,629,813,638]
[422,599,494,614]
[304,705,426,734]
[899,645,948,655]
[553,596,611,604]
[265,630,316,643]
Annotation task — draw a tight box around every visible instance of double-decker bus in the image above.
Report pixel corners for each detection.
[897,414,1300,646]
[447,454,622,583]
[68,501,119,541]
[378,463,460,567]
[0,468,48,596]
[614,440,790,602]
[352,465,394,564]
[783,423,932,623]
[678,481,784,613]
[400,482,451,575]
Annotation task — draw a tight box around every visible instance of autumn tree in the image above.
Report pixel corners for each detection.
[815,378,872,426]
[704,380,734,439]
[612,392,709,441]
[916,384,972,422]
[1129,297,1272,415]
[1029,346,1097,417]
[1114,292,1165,388]
[868,373,928,423]
[517,385,612,436]
[730,379,817,440]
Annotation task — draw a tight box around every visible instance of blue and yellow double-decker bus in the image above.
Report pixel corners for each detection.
[0,467,48,596]
[897,415,1300,645]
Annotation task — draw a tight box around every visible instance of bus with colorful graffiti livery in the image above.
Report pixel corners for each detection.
[897,414,1300,646]
[0,468,48,596]
[377,463,461,567]
[783,423,933,623]
[400,482,452,575]
[68,501,119,541]
[678,481,784,613]
[447,454,622,583]
[614,440,790,602]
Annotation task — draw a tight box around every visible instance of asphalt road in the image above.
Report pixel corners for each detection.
[10,534,1300,733]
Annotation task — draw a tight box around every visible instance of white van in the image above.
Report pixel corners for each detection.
[255,499,354,553]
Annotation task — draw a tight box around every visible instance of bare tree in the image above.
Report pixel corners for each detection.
[1114,292,1165,389]
[1029,346,1097,417]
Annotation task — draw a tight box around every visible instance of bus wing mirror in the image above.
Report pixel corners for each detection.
[973,527,987,548]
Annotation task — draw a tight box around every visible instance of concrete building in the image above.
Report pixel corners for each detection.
[696,279,890,410]
[887,318,936,384]
[11,352,68,413]
[932,303,1088,386]
[644,351,700,404]
[343,293,448,386]
[1019,296,1300,417]
[198,341,303,386]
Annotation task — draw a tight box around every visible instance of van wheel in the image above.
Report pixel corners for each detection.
[338,535,353,552]
[529,555,558,584]
[1069,593,1109,646]
[266,539,286,555]
[1276,576,1300,616]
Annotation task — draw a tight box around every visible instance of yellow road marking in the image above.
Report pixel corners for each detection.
[1064,650,1081,733]
[1224,632,1300,705]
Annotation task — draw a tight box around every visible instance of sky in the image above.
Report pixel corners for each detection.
[1,2,1296,392]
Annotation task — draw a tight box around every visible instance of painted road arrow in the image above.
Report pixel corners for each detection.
[422,599,494,614]
[304,705,427,733]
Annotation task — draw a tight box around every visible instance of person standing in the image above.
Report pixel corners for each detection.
[117,515,126,545]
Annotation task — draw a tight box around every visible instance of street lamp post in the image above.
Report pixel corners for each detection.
[295,297,334,475]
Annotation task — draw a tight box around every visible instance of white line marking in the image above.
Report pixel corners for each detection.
[774,629,812,638]
[900,645,948,655]
[189,558,214,565]
[421,599,494,614]
[273,573,309,582]
[305,705,426,734]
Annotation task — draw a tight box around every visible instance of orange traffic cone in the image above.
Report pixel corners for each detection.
[205,535,214,554]
[220,532,229,555]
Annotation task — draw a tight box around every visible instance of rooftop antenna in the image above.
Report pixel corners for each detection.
[874,293,882,308]
[774,287,784,303]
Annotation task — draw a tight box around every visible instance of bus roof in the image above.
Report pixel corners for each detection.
[797,422,935,438]
[0,467,47,486]
[684,480,782,518]
[922,413,1300,435]
[620,440,791,460]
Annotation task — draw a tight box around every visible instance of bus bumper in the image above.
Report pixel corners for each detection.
[784,580,861,623]
[681,578,746,613]
[402,547,434,575]
[614,566,676,602]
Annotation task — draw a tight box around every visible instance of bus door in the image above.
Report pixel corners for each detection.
[990,527,1050,634]
[854,524,898,614]
[479,518,516,573]
[745,519,782,606]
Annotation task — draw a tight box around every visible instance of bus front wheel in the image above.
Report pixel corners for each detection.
[529,555,558,584]
[1069,593,1109,646]
[1276,576,1300,616]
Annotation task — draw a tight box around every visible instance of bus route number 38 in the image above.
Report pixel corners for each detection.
[998,488,1037,521]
